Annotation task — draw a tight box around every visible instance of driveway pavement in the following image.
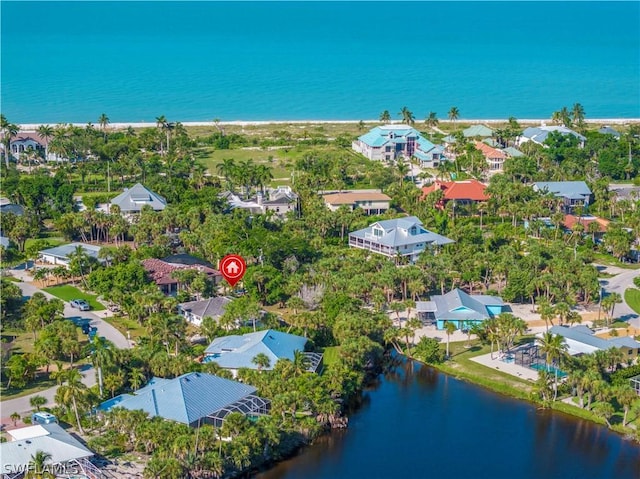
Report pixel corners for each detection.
[597,265,640,328]
[1,268,130,417]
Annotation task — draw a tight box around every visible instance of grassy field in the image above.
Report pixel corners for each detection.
[43,285,105,311]
[322,346,341,368]
[24,236,66,250]
[624,288,640,315]
[102,315,146,341]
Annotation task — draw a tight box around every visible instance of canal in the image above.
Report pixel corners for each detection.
[256,359,640,479]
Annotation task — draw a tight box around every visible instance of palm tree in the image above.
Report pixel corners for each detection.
[26,450,54,479]
[444,321,457,358]
[129,367,146,391]
[29,395,47,412]
[10,411,20,426]
[379,110,391,124]
[398,106,415,125]
[572,103,585,127]
[425,111,439,139]
[448,106,460,129]
[252,353,271,372]
[36,125,54,161]
[98,113,110,141]
[56,368,87,433]
[1,114,19,167]
[537,331,568,400]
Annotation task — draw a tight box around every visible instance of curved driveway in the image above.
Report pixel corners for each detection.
[1,274,130,417]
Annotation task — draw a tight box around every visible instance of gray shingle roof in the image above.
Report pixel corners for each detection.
[349,216,454,248]
[0,423,93,474]
[205,329,308,370]
[179,297,232,320]
[99,372,256,426]
[110,183,167,212]
[548,326,640,351]
[533,181,592,199]
[431,288,503,322]
[598,126,621,138]
[521,126,586,144]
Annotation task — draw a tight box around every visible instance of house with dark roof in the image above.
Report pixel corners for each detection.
[533,181,593,213]
[110,183,167,215]
[474,141,507,172]
[352,125,448,166]
[421,180,489,209]
[178,296,233,326]
[221,186,299,218]
[0,203,25,216]
[518,125,586,148]
[321,190,391,215]
[543,326,640,359]
[1,423,96,478]
[142,258,221,295]
[98,372,268,427]
[204,329,322,376]
[416,288,505,330]
[349,216,454,263]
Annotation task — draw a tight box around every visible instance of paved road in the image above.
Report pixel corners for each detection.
[1,272,130,417]
[597,265,640,328]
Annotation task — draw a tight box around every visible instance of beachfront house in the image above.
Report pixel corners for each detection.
[178,296,233,327]
[416,288,505,330]
[39,242,102,268]
[110,183,167,215]
[542,326,640,359]
[1,423,97,479]
[98,372,269,428]
[204,329,322,376]
[533,181,593,214]
[421,179,489,209]
[517,125,586,148]
[321,190,392,215]
[598,126,621,139]
[463,124,494,138]
[348,216,454,264]
[352,125,448,166]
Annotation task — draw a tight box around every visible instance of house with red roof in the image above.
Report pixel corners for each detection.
[421,179,489,209]
[563,214,610,241]
[474,141,507,172]
[142,258,221,296]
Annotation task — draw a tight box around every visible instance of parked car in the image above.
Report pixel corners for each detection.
[31,412,58,425]
[81,323,92,334]
[70,299,90,311]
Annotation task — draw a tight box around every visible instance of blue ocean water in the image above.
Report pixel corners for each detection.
[2,1,639,123]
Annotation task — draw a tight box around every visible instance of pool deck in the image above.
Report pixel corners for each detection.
[470,352,540,381]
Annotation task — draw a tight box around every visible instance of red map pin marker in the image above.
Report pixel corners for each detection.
[220,254,247,287]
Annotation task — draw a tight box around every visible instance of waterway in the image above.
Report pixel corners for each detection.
[256,359,640,479]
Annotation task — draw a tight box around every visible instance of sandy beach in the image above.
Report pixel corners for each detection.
[17,118,640,130]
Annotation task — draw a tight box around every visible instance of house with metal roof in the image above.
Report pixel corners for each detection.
[221,186,299,218]
[352,125,448,166]
[98,372,268,427]
[463,124,494,138]
[39,242,102,268]
[321,190,392,215]
[416,288,505,330]
[110,183,167,214]
[598,126,621,139]
[348,216,454,263]
[1,423,95,479]
[204,329,321,376]
[533,181,593,214]
[517,125,586,148]
[543,326,640,359]
[502,146,524,158]
[178,296,233,326]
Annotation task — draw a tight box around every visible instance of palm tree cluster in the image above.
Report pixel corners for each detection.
[215,158,273,196]
[551,103,586,128]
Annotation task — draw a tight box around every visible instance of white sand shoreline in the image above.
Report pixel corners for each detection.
[18,118,640,130]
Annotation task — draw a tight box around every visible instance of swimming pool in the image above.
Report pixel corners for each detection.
[530,363,567,378]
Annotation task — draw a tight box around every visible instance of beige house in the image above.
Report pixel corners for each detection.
[322,190,391,215]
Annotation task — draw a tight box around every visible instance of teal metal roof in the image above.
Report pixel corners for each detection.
[463,125,494,138]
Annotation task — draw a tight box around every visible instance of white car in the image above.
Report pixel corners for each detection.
[70,299,90,311]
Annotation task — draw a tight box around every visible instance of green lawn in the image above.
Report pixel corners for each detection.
[43,285,105,311]
[24,237,66,250]
[103,315,147,340]
[624,288,640,315]
[322,346,341,368]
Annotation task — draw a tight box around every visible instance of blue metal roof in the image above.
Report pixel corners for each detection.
[204,329,308,370]
[534,181,592,198]
[98,372,256,426]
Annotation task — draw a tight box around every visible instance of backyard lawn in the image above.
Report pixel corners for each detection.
[43,285,105,311]
[624,288,640,315]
